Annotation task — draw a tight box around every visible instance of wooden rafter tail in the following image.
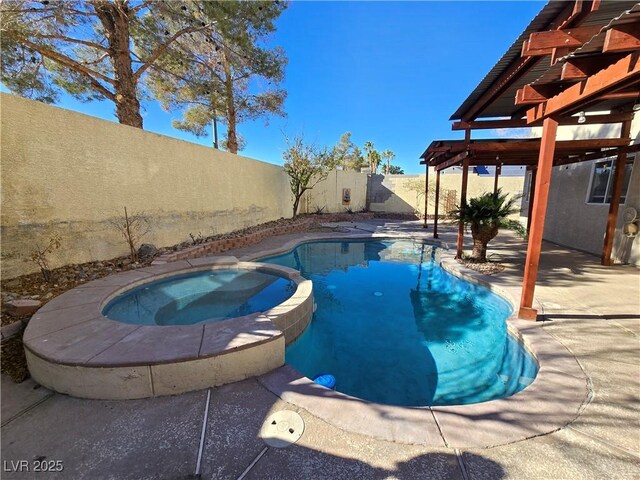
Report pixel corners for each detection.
[525,25,602,53]
[603,22,640,54]
[434,150,469,172]
[526,51,640,123]
[452,119,529,130]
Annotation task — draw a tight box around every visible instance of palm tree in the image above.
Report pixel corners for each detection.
[450,189,526,262]
[381,149,395,174]
[363,141,381,173]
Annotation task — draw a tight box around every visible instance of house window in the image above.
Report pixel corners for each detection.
[586,156,634,204]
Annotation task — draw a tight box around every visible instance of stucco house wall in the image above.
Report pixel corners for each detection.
[538,114,640,265]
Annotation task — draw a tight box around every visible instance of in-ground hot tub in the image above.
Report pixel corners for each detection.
[23,257,313,400]
[103,268,299,326]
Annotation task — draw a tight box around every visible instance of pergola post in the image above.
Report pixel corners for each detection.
[493,163,501,194]
[519,117,558,320]
[601,119,632,266]
[526,166,537,234]
[456,157,470,259]
[423,163,429,228]
[433,170,441,239]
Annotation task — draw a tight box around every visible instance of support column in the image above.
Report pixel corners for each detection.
[601,120,632,266]
[526,166,537,234]
[433,170,441,239]
[456,157,470,259]
[423,162,429,228]
[493,163,501,194]
[519,117,558,320]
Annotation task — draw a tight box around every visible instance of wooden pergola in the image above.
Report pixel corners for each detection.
[420,0,640,320]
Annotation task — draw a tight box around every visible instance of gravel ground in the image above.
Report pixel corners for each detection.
[456,257,506,275]
[0,213,382,383]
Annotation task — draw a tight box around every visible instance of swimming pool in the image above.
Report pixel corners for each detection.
[263,239,539,407]
[103,269,297,326]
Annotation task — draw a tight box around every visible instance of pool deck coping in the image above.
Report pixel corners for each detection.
[241,225,589,448]
[21,223,590,447]
[23,258,312,368]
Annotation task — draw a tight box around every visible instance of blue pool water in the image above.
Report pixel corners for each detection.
[263,240,539,407]
[103,269,296,326]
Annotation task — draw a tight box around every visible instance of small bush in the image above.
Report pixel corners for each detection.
[28,233,62,282]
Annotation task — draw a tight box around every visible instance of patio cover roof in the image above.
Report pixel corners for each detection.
[419,137,638,171]
[450,1,639,127]
[420,0,640,321]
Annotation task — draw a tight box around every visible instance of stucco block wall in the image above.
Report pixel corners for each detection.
[301,170,368,214]
[367,173,526,217]
[539,116,640,265]
[1,94,291,278]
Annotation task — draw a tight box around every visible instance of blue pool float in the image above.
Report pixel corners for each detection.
[313,374,336,389]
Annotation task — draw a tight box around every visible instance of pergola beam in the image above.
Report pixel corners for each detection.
[434,150,469,171]
[526,51,640,123]
[523,25,602,56]
[459,2,584,122]
[516,84,563,105]
[561,53,627,80]
[517,86,639,107]
[452,111,633,130]
[603,23,640,54]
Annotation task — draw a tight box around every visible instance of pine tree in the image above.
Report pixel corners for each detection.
[331,132,367,171]
[147,1,287,153]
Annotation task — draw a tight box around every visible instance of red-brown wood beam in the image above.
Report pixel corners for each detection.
[551,47,572,65]
[423,163,429,229]
[526,167,538,233]
[433,170,441,239]
[452,111,633,130]
[452,119,529,130]
[527,52,640,123]
[493,164,501,194]
[434,150,469,172]
[456,157,470,260]
[516,84,552,105]
[601,119,632,266]
[519,117,558,320]
[603,23,640,54]
[461,3,581,122]
[525,25,602,53]
[561,53,627,80]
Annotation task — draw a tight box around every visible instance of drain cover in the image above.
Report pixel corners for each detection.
[259,411,305,448]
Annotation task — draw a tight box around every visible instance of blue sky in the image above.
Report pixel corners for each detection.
[11,1,545,173]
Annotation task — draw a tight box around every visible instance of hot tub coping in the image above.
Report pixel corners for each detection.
[24,258,313,370]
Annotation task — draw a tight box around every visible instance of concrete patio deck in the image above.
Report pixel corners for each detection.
[2,221,638,479]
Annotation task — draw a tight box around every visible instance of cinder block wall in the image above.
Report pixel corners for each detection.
[1,94,291,278]
[0,93,530,279]
[367,173,526,217]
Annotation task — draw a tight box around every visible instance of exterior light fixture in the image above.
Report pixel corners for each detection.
[578,111,586,124]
